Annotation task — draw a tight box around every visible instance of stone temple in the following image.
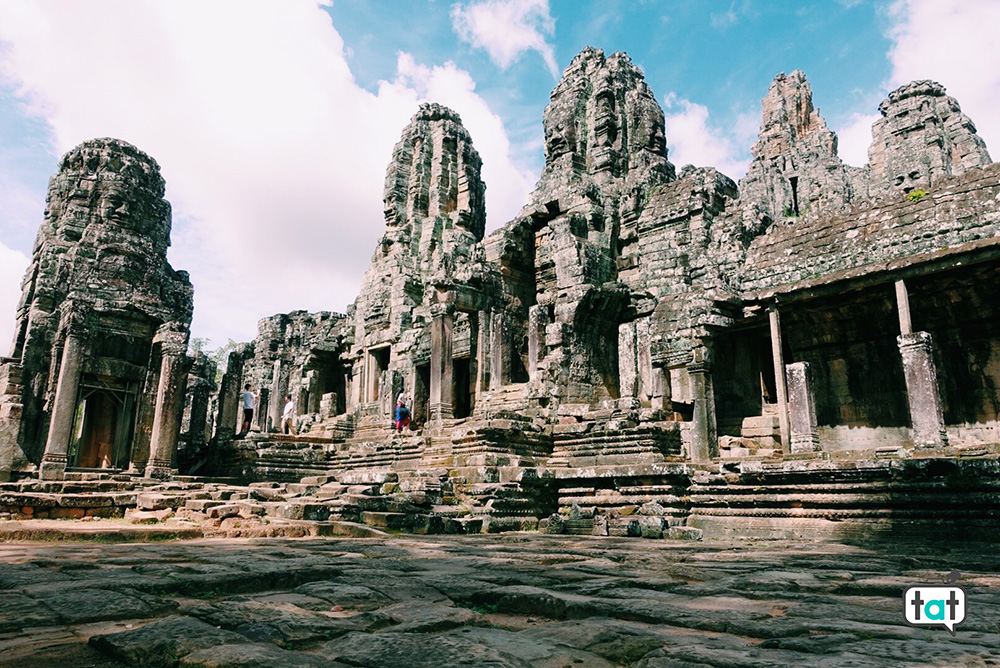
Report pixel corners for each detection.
[2,47,1000,542]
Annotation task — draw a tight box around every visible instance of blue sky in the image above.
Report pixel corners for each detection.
[0,0,997,351]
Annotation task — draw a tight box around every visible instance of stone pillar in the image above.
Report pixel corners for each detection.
[636,318,653,403]
[895,279,913,336]
[145,332,189,479]
[268,359,286,432]
[430,303,454,422]
[769,306,791,453]
[786,361,820,452]
[528,305,549,381]
[898,331,948,448]
[39,334,86,480]
[618,321,638,397]
[489,310,510,390]
[475,309,490,396]
[687,348,718,462]
[468,314,479,413]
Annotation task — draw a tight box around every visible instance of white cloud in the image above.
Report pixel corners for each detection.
[0,0,535,348]
[885,0,1000,157]
[0,241,28,357]
[835,111,880,167]
[663,94,750,180]
[451,0,559,78]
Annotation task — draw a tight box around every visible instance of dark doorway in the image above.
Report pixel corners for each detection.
[414,364,430,427]
[454,357,471,419]
[69,382,137,470]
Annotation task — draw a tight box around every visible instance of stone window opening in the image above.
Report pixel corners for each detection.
[789,176,800,216]
[368,347,391,402]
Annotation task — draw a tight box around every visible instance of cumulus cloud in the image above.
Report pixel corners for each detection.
[451,0,559,78]
[884,0,1000,156]
[663,94,750,180]
[835,111,881,167]
[0,241,28,356]
[0,0,535,348]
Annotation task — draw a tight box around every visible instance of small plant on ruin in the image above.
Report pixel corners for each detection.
[908,189,927,202]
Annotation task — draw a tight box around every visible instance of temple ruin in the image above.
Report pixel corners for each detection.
[0,138,194,481]
[2,48,999,541]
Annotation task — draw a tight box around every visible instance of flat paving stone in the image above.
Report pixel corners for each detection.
[0,533,997,667]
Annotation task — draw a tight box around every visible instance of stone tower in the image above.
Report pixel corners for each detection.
[868,80,991,196]
[5,138,193,479]
[351,103,493,425]
[510,47,675,404]
[739,71,861,228]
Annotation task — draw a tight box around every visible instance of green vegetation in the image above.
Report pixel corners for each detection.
[908,189,927,202]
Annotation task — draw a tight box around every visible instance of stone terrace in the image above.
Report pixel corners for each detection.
[0,533,998,667]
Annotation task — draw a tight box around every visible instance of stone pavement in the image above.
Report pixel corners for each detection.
[1,532,998,667]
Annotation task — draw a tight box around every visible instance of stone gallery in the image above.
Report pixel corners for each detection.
[2,47,999,542]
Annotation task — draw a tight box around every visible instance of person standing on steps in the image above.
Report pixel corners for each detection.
[282,394,297,435]
[241,384,256,435]
[395,396,411,433]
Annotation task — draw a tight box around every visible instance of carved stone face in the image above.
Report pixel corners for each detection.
[892,166,930,195]
[96,183,136,228]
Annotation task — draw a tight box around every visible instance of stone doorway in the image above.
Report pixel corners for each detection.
[453,357,471,419]
[68,381,137,470]
[414,364,430,427]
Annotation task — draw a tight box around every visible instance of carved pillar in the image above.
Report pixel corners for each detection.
[39,333,85,480]
[145,330,189,479]
[489,310,510,390]
[268,359,287,432]
[769,305,791,453]
[475,309,490,400]
[618,321,638,398]
[898,332,948,448]
[528,305,549,381]
[430,302,454,422]
[687,347,718,462]
[786,361,820,452]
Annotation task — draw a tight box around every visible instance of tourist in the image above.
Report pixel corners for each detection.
[282,394,297,435]
[395,396,411,433]
[241,384,256,434]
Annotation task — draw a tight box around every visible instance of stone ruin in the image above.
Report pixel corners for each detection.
[2,49,1000,543]
[0,138,194,481]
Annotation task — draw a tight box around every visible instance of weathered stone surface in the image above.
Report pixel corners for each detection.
[179,643,339,668]
[739,70,862,227]
[322,630,533,668]
[0,534,992,667]
[4,138,193,479]
[90,616,246,668]
[868,80,991,196]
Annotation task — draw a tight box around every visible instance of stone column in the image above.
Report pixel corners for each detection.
[528,305,549,381]
[468,313,479,413]
[786,361,820,452]
[145,332,189,479]
[898,332,948,448]
[687,347,718,462]
[618,321,638,398]
[475,309,490,396]
[39,334,85,480]
[769,305,791,453]
[268,359,286,432]
[489,310,511,390]
[430,303,454,422]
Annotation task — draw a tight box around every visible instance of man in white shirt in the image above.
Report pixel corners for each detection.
[241,384,256,435]
[281,394,296,435]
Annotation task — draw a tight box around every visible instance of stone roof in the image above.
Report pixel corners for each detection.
[740,163,1000,299]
